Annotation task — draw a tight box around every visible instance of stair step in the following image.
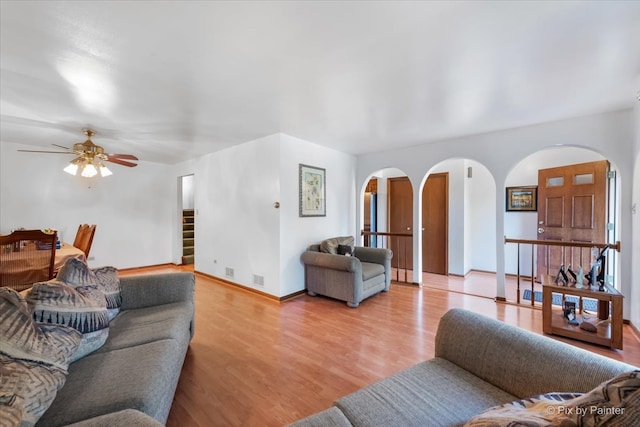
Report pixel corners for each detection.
[182,254,194,265]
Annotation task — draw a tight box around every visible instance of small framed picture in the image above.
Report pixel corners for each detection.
[506,186,538,212]
[299,164,326,217]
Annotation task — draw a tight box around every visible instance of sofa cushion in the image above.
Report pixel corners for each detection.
[36,339,188,426]
[335,357,516,427]
[360,262,384,281]
[26,281,109,362]
[321,236,354,255]
[0,288,81,427]
[97,302,193,353]
[56,258,122,321]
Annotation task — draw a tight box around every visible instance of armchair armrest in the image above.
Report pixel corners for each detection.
[353,247,393,264]
[300,251,360,273]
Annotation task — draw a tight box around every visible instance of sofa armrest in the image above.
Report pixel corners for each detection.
[120,272,195,311]
[435,309,637,398]
[300,251,361,273]
[353,247,392,265]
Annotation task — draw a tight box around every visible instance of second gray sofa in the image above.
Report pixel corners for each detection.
[36,272,195,427]
[290,308,638,426]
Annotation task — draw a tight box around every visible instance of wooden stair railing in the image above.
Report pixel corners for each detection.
[504,237,621,305]
[361,230,413,284]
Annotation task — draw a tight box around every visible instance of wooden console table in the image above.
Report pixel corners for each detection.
[542,281,623,350]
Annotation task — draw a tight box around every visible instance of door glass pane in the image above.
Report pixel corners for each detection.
[573,173,593,185]
[547,176,564,187]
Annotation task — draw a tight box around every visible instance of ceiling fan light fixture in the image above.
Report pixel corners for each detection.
[98,163,113,177]
[63,162,79,175]
[81,163,98,178]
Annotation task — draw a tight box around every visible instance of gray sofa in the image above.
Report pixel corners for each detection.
[36,272,195,427]
[300,244,393,307]
[290,308,638,426]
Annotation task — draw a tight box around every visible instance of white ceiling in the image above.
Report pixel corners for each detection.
[1,1,639,164]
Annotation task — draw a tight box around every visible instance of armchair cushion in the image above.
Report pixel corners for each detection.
[361,262,385,281]
[320,236,354,255]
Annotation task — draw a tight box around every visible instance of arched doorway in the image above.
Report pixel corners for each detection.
[504,146,619,305]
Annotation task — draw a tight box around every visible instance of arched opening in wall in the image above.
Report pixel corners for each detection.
[503,146,619,307]
[360,168,414,283]
[419,159,497,299]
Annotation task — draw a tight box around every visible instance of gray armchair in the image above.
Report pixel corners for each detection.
[300,243,393,307]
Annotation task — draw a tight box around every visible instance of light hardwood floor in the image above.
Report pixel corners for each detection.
[119,265,640,427]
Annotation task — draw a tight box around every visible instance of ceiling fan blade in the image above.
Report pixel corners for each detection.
[52,143,71,150]
[17,149,75,154]
[107,153,139,160]
[105,157,138,167]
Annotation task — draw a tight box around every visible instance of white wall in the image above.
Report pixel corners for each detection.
[192,134,282,296]
[0,141,174,268]
[181,174,194,209]
[177,133,355,298]
[356,109,636,318]
[466,160,496,273]
[279,134,356,297]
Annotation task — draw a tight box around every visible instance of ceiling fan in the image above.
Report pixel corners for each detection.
[18,129,138,177]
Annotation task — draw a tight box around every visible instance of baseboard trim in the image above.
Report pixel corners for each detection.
[194,270,306,302]
[495,296,507,302]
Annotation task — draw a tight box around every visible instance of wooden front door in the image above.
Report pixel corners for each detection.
[422,173,448,275]
[536,160,609,281]
[388,177,413,270]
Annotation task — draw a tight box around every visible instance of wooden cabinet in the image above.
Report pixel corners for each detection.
[542,280,623,350]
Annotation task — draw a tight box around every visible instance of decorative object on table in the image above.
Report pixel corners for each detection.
[579,321,598,333]
[585,245,609,292]
[505,186,537,212]
[562,300,578,325]
[17,129,138,178]
[554,264,569,286]
[299,163,326,217]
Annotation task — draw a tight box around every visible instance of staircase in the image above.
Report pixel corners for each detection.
[182,209,195,265]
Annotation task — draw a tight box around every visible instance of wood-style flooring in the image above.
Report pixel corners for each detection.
[119,265,640,427]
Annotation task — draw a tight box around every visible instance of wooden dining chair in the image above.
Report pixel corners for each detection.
[77,224,96,257]
[73,224,89,248]
[0,229,57,291]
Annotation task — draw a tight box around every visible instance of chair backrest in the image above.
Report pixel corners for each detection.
[0,229,57,291]
[73,224,89,248]
[77,224,96,257]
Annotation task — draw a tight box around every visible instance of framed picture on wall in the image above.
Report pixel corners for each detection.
[299,164,326,217]
[506,186,537,212]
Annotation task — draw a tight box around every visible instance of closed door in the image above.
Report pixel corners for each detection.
[536,160,609,281]
[388,177,413,270]
[422,173,448,275]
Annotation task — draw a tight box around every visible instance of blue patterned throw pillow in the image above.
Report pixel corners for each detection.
[0,288,81,426]
[56,258,122,321]
[26,281,109,363]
